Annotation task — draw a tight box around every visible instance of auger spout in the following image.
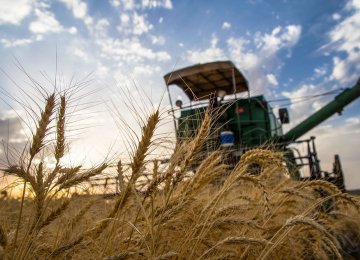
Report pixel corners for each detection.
[282,78,360,142]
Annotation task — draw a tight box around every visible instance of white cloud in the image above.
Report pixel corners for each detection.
[185,25,301,95]
[95,62,109,78]
[151,35,165,45]
[73,47,89,61]
[141,0,173,9]
[159,17,164,23]
[133,12,153,35]
[96,36,171,62]
[330,57,350,82]
[332,13,341,21]
[120,13,130,27]
[228,25,300,94]
[118,12,153,35]
[324,1,360,84]
[0,0,34,25]
[187,34,227,63]
[59,0,93,26]
[346,117,360,126]
[29,8,64,34]
[222,21,231,30]
[110,0,121,7]
[346,0,360,10]
[0,38,33,48]
[133,64,161,76]
[266,73,278,86]
[94,18,109,37]
[281,83,337,132]
[282,84,318,124]
[314,66,327,77]
[0,115,27,147]
[96,18,110,28]
[123,0,136,10]
[68,26,78,34]
[256,25,301,56]
[227,37,259,70]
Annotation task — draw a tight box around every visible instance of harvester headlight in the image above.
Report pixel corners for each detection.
[216,89,227,99]
[175,99,183,108]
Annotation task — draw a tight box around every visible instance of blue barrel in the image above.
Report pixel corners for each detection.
[220,131,235,147]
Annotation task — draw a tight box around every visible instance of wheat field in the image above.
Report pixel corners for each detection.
[1,88,360,260]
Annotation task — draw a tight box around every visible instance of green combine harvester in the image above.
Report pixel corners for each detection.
[164,61,360,192]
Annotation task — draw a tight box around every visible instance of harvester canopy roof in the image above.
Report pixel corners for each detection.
[164,60,249,101]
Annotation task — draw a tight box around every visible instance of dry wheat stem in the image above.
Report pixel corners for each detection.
[0,224,7,253]
[199,236,271,259]
[154,251,178,260]
[259,215,339,260]
[322,236,343,260]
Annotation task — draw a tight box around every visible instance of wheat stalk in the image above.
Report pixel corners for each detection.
[0,225,6,246]
[154,251,178,260]
[199,236,271,259]
[200,216,266,231]
[117,160,125,192]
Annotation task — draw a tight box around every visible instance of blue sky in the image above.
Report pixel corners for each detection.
[0,0,359,189]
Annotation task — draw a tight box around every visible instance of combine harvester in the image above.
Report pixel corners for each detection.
[164,61,360,192]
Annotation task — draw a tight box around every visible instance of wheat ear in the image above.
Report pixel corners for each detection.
[55,95,66,163]
[259,215,339,260]
[240,148,284,170]
[29,93,56,159]
[38,199,71,230]
[172,110,212,186]
[295,180,341,195]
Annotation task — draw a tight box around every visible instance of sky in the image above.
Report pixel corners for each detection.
[0,0,359,189]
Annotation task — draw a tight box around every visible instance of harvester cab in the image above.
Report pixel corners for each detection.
[164,60,360,191]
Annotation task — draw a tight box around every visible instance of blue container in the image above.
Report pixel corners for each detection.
[220,131,235,147]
